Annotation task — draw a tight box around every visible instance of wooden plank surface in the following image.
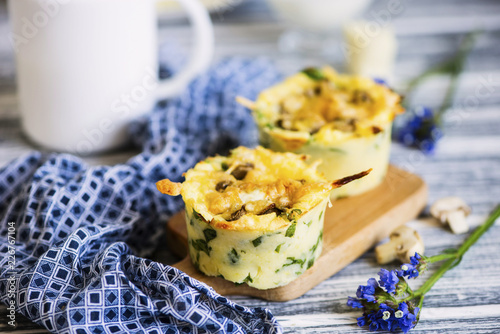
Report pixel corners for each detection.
[1,0,500,333]
[166,165,427,301]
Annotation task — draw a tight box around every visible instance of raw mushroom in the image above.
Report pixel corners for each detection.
[375,225,424,264]
[430,197,471,234]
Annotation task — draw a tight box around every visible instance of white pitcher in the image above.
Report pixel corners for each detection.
[8,0,214,154]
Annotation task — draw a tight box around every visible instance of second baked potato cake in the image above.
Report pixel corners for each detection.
[239,66,403,198]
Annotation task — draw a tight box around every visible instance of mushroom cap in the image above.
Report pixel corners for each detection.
[430,196,471,222]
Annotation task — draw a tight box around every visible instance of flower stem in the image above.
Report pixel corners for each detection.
[414,204,500,297]
[435,31,479,123]
[426,252,457,263]
[403,31,479,124]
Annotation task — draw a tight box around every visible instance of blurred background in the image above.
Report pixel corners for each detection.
[0,0,499,193]
[1,0,500,85]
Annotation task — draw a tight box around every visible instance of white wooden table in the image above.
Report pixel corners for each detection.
[1,0,500,333]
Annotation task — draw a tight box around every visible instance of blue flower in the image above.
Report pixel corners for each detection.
[356,316,367,327]
[358,302,419,333]
[398,263,419,279]
[367,303,397,332]
[410,253,422,266]
[395,302,420,333]
[356,278,378,302]
[393,106,443,154]
[374,78,387,86]
[347,297,364,309]
[378,269,399,294]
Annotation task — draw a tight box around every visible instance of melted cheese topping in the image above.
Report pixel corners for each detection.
[253,66,403,148]
[180,146,332,231]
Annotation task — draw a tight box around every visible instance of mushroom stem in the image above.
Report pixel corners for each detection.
[430,197,471,234]
[445,210,469,234]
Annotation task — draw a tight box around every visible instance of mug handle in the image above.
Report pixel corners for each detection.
[154,0,214,98]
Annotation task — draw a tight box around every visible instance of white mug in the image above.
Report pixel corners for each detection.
[8,0,214,154]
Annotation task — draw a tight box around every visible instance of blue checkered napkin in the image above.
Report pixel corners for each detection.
[0,58,283,334]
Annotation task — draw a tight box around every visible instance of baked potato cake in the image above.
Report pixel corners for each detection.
[157,146,369,289]
[238,66,403,198]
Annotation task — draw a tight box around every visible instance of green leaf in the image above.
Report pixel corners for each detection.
[275,243,284,253]
[228,248,240,264]
[302,67,326,81]
[328,148,346,154]
[285,223,297,238]
[282,257,305,268]
[307,259,315,269]
[289,209,302,220]
[281,209,303,221]
[193,209,208,223]
[310,230,323,253]
[203,229,217,243]
[243,274,253,284]
[252,236,263,247]
[191,239,210,256]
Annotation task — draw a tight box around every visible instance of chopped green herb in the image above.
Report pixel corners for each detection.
[285,223,297,238]
[305,220,313,227]
[228,248,240,264]
[302,67,326,81]
[310,230,323,253]
[282,257,305,268]
[275,243,284,253]
[221,162,229,171]
[295,271,303,275]
[281,209,303,221]
[193,209,208,223]
[289,209,302,220]
[307,259,315,269]
[203,229,217,243]
[243,274,253,284]
[276,257,306,273]
[252,236,263,247]
[328,148,346,154]
[191,239,210,256]
[319,211,324,221]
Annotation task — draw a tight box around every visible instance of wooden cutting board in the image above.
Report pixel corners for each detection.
[166,165,427,301]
